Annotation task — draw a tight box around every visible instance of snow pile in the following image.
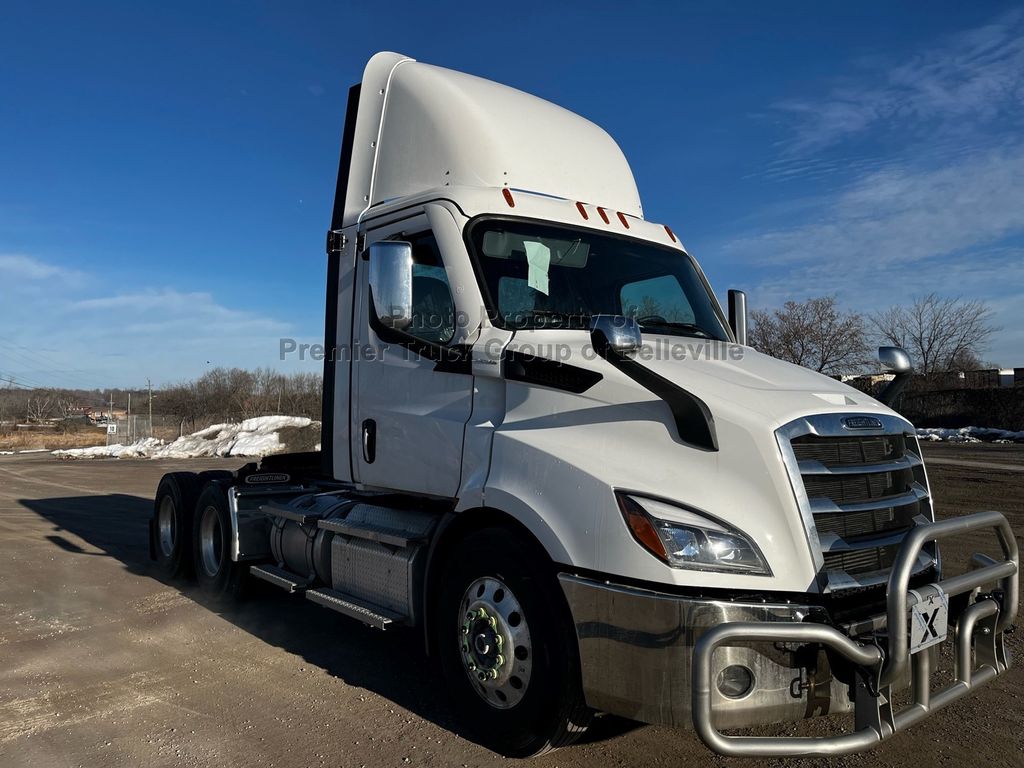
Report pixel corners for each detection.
[53,416,318,459]
[917,426,1024,444]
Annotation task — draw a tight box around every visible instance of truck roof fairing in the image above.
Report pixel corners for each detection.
[339,52,642,228]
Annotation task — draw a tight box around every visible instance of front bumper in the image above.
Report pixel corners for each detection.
[560,510,1018,757]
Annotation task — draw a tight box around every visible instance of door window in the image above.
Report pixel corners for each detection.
[404,232,456,345]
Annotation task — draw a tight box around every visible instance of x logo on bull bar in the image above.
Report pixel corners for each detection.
[919,608,940,644]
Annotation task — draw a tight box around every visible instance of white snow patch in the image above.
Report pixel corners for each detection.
[917,426,1024,443]
[0,451,14,456]
[53,416,318,459]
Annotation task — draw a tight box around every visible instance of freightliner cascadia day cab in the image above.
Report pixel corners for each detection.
[150,52,1019,758]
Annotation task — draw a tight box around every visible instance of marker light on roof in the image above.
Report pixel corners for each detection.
[502,188,515,207]
[597,206,610,224]
[664,225,677,242]
[576,201,589,220]
[617,212,630,229]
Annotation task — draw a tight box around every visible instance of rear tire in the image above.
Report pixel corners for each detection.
[192,482,248,603]
[152,472,201,580]
[435,527,592,757]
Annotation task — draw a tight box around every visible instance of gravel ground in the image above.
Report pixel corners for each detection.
[0,446,1021,768]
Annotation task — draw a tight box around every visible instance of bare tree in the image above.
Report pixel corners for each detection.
[750,296,871,375]
[25,392,54,422]
[869,294,996,375]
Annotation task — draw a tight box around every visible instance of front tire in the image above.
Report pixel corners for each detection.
[192,482,247,602]
[435,527,592,757]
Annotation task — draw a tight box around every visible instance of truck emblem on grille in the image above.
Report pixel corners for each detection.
[842,416,883,430]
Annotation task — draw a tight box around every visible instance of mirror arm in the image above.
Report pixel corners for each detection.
[877,371,912,407]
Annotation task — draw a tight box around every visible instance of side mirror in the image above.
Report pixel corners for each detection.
[590,315,642,358]
[878,346,912,374]
[727,289,747,346]
[876,346,913,407]
[368,241,413,331]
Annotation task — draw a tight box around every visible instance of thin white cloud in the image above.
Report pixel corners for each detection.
[775,9,1024,154]
[1,277,298,386]
[0,254,82,282]
[724,142,1024,268]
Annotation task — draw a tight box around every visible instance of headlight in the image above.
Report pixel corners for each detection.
[615,493,771,575]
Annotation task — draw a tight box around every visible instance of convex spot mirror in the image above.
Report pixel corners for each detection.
[590,315,642,358]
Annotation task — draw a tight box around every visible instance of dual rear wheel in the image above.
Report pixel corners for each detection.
[151,472,246,601]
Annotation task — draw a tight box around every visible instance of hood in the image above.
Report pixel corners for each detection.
[506,330,890,429]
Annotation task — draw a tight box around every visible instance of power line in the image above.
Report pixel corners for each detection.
[0,338,113,391]
[0,376,34,390]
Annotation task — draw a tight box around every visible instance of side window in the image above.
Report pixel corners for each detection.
[620,274,696,324]
[406,232,456,345]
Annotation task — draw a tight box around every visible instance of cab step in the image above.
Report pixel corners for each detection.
[305,587,407,630]
[249,564,312,593]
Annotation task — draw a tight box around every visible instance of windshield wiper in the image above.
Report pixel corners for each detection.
[638,320,713,339]
[517,310,592,329]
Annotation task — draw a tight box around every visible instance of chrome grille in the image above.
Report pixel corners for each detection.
[777,414,935,591]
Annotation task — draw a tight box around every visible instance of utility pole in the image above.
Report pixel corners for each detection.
[147,378,153,438]
[127,391,132,443]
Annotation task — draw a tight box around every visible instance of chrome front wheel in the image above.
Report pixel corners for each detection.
[458,576,534,710]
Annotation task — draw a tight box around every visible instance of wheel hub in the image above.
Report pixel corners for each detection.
[199,504,223,578]
[458,577,533,709]
[157,496,176,557]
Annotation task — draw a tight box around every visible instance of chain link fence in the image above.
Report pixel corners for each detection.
[105,416,153,445]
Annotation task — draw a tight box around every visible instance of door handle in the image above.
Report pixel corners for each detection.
[361,419,376,464]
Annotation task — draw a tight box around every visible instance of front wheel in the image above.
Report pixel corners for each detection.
[435,527,592,757]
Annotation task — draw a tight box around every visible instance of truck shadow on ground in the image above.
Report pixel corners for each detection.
[19,492,642,752]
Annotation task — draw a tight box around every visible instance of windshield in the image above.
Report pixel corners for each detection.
[468,219,730,340]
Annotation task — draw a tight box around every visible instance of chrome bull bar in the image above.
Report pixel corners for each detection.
[692,510,1019,757]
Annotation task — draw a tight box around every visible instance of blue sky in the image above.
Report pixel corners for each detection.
[2,1,1022,389]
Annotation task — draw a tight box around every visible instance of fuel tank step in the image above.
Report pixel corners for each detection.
[259,501,322,525]
[317,517,428,548]
[249,564,311,593]
[305,587,407,630]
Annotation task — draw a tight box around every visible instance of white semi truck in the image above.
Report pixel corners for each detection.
[150,52,1019,758]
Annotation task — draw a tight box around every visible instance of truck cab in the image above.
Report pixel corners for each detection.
[150,52,1019,758]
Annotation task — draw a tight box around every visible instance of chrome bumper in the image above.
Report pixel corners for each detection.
[558,578,855,730]
[561,511,1018,757]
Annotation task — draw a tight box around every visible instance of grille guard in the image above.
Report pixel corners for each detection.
[692,510,1019,757]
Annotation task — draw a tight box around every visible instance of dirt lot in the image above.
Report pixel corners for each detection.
[0,444,1021,768]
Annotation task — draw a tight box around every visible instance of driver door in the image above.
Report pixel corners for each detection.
[350,215,473,498]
